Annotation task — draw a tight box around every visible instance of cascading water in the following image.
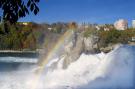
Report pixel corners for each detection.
[0,30,134,89]
[0,45,134,89]
[35,45,134,89]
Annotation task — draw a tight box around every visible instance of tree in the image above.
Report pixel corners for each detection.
[0,0,40,23]
[68,22,77,30]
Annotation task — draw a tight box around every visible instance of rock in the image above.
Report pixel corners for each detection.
[43,30,107,69]
[62,33,84,69]
[100,44,122,53]
[100,47,112,53]
[83,35,100,54]
[62,32,100,69]
[64,41,74,55]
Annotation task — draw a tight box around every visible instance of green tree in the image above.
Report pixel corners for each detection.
[0,0,40,23]
[0,0,40,33]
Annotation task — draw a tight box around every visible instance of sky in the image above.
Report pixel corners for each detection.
[20,0,135,25]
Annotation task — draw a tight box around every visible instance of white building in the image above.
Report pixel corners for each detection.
[95,26,100,30]
[22,22,29,26]
[132,20,135,28]
[48,27,53,31]
[104,27,110,31]
[114,19,128,30]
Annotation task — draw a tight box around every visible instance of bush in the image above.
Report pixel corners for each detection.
[83,27,98,37]
[98,29,135,47]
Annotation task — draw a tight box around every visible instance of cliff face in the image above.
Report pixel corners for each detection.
[83,35,100,54]
[63,33,84,69]
[40,30,115,69]
[62,31,100,69]
[41,31,100,69]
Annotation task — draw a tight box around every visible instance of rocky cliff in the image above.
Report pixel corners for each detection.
[62,31,101,69]
[40,30,115,69]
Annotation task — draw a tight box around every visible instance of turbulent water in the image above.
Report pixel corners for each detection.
[0,45,135,89]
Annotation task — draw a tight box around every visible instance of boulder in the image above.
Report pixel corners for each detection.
[83,35,100,54]
[62,33,84,69]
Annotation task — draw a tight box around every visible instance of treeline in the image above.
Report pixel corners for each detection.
[0,23,38,50]
[98,29,135,46]
[83,26,135,47]
[0,22,72,50]
[1,21,135,51]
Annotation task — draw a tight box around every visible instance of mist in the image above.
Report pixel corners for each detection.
[0,45,134,89]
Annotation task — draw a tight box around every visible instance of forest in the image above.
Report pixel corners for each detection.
[0,22,135,51]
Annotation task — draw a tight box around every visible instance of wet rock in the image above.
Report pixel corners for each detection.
[83,35,100,54]
[63,33,84,69]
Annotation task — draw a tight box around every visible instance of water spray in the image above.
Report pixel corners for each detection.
[28,29,74,89]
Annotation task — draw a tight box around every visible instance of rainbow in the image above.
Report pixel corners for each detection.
[29,29,74,89]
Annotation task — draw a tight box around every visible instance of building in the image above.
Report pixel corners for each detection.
[132,20,135,28]
[95,24,114,31]
[48,27,53,31]
[22,22,29,26]
[18,22,31,26]
[114,19,128,30]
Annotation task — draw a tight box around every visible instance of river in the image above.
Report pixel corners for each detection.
[0,45,134,89]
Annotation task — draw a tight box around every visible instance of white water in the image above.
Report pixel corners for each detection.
[0,45,134,89]
[0,57,38,63]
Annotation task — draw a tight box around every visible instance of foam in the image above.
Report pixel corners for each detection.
[0,45,134,89]
[37,45,135,89]
[0,57,38,63]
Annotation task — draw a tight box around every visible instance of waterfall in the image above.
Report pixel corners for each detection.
[35,45,134,89]
[0,29,134,89]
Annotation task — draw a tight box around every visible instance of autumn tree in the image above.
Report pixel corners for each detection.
[68,22,78,30]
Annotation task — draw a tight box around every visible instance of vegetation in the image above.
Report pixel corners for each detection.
[83,27,98,37]
[0,23,40,50]
[99,29,135,47]
[0,0,40,23]
[83,26,135,47]
[0,22,69,50]
[0,0,40,33]
[0,22,135,51]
